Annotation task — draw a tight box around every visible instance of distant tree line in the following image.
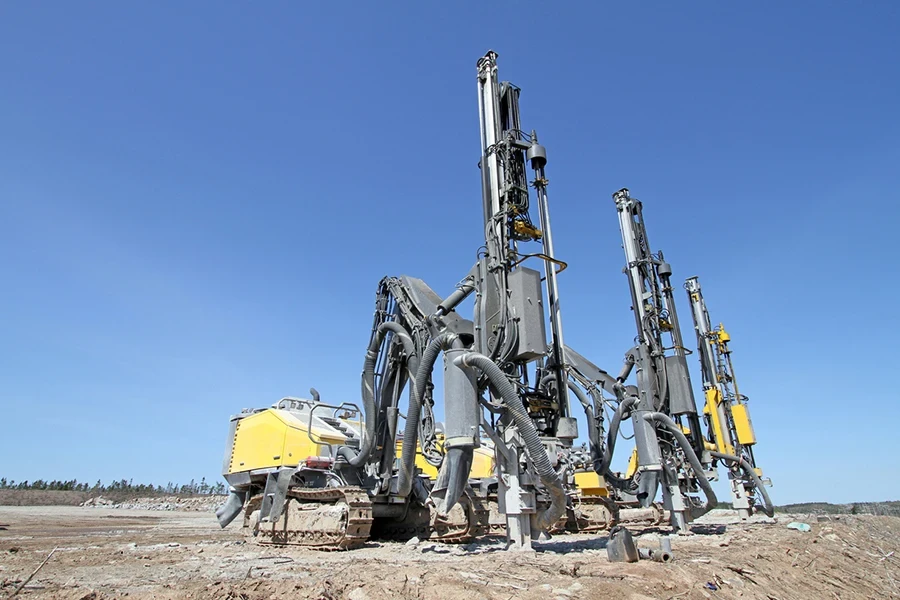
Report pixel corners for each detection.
[0,477,227,496]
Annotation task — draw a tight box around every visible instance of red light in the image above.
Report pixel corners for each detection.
[305,456,334,469]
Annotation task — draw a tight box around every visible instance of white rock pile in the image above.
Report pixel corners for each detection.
[81,495,226,511]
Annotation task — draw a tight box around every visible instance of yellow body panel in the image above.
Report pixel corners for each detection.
[625,448,639,479]
[397,440,495,479]
[574,471,609,497]
[227,409,347,474]
[470,445,494,478]
[400,440,441,479]
[413,451,439,478]
[705,387,734,455]
[731,403,757,446]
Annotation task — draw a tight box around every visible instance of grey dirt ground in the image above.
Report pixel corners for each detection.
[1,506,898,599]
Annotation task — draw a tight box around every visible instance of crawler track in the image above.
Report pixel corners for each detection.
[483,495,622,536]
[372,489,489,544]
[248,487,373,551]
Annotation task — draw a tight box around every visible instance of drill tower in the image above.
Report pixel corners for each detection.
[611,188,714,531]
[463,50,576,548]
[684,275,773,518]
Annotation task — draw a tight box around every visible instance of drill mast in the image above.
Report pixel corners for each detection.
[612,188,710,530]
[474,51,569,411]
[685,276,772,517]
[471,50,575,548]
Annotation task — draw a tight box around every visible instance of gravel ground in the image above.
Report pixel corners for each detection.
[1,506,898,599]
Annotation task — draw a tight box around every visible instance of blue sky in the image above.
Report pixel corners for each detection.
[1,3,898,504]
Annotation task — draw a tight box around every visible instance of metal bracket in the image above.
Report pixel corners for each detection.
[268,467,297,522]
[258,472,277,522]
[510,252,567,275]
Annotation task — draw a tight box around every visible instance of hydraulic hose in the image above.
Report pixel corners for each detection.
[454,351,566,532]
[539,373,592,421]
[353,321,418,467]
[539,372,557,391]
[542,372,638,493]
[710,451,774,517]
[566,380,591,413]
[397,332,460,497]
[336,445,360,464]
[544,374,602,467]
[601,396,640,493]
[565,381,607,477]
[643,412,717,519]
[601,396,637,476]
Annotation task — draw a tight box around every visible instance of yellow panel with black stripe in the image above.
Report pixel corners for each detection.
[227,409,348,474]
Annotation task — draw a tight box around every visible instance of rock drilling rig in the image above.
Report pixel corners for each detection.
[605,188,718,531]
[215,52,774,550]
[684,275,774,517]
[216,50,621,551]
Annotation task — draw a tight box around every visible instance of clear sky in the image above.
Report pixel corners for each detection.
[2,3,898,504]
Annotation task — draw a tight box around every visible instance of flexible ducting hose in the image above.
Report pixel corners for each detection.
[454,351,566,532]
[600,396,640,493]
[353,321,418,467]
[710,450,774,517]
[397,332,459,497]
[643,412,717,519]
